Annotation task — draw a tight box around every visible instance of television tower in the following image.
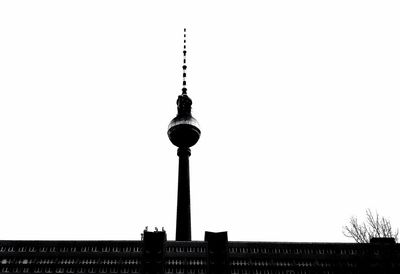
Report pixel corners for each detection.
[168,29,201,241]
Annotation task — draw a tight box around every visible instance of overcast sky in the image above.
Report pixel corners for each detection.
[1,1,399,242]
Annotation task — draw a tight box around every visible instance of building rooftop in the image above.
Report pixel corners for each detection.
[1,233,399,273]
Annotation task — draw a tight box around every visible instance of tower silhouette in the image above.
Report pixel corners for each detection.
[168,29,201,241]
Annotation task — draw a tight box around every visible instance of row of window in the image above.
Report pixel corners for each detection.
[1,259,140,266]
[165,269,206,274]
[1,257,363,268]
[0,267,141,274]
[0,246,142,253]
[165,246,207,253]
[2,245,373,256]
[228,247,366,256]
[231,271,301,274]
[231,270,356,274]
[165,259,207,266]
[230,260,357,268]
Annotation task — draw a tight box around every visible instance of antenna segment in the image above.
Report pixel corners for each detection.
[182,28,187,95]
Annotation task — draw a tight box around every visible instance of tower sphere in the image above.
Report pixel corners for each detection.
[168,112,201,148]
[168,94,201,148]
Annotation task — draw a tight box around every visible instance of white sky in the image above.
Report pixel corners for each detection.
[1,1,399,242]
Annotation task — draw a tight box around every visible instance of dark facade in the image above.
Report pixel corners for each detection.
[1,234,400,273]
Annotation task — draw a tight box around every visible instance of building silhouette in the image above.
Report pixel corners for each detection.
[1,29,399,274]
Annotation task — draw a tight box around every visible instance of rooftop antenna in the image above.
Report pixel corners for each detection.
[182,28,187,95]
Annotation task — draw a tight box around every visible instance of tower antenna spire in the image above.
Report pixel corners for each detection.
[182,28,187,95]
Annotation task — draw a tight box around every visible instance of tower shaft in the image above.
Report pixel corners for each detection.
[176,147,191,241]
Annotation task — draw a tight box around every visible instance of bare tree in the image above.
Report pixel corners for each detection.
[343,209,399,243]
